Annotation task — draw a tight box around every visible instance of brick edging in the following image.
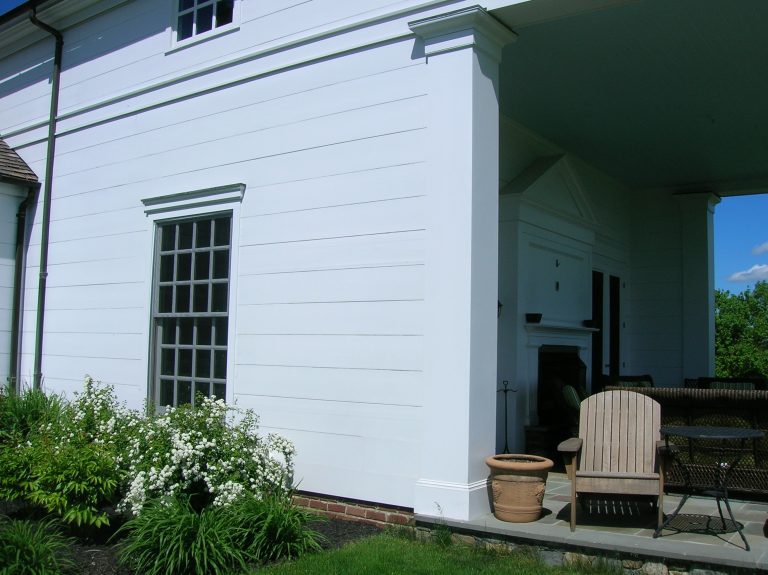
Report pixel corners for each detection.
[293,494,414,527]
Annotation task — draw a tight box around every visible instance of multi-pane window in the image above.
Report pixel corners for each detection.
[176,0,235,42]
[153,215,231,407]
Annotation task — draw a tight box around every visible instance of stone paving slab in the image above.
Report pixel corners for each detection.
[417,473,768,572]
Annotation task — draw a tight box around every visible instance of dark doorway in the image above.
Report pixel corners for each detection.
[591,272,622,392]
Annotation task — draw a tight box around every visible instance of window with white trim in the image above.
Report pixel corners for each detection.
[176,0,235,42]
[152,214,231,407]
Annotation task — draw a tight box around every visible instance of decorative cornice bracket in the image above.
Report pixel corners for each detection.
[409,5,517,62]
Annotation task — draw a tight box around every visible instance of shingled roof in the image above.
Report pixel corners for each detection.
[0,137,39,185]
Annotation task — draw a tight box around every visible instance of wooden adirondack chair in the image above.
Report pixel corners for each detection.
[557,390,666,531]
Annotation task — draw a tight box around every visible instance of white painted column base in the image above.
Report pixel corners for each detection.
[414,478,490,521]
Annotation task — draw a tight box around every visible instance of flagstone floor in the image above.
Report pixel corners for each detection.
[418,473,768,572]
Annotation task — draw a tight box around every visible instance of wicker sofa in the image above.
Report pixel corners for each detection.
[605,386,768,496]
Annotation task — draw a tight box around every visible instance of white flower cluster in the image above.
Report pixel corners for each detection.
[118,395,295,516]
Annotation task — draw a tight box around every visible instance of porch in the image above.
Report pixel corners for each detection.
[418,472,768,572]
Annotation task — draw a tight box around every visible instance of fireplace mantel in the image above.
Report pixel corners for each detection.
[524,321,599,337]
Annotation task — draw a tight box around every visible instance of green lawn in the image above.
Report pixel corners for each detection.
[259,531,619,575]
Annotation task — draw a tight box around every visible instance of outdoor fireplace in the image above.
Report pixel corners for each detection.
[524,344,587,460]
[537,345,586,426]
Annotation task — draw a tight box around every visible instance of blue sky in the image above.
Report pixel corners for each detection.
[0,0,25,16]
[715,194,768,294]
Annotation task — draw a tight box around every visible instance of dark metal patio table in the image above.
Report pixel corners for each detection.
[653,425,764,550]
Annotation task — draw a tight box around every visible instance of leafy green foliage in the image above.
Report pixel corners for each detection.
[25,442,118,528]
[117,492,324,575]
[0,517,75,575]
[0,388,64,444]
[117,496,250,575]
[0,380,127,528]
[228,492,325,562]
[715,281,768,378]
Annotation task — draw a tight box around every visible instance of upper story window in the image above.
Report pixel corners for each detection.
[176,0,235,42]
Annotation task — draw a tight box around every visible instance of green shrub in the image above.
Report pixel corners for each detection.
[0,378,129,528]
[117,496,252,575]
[25,441,118,528]
[0,388,64,443]
[228,492,325,562]
[117,492,324,575]
[0,517,75,575]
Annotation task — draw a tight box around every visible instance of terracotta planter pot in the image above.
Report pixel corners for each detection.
[485,454,554,523]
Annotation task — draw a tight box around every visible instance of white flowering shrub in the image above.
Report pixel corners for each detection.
[119,395,295,516]
[1,376,296,526]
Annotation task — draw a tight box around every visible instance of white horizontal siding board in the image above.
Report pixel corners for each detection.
[238,265,424,305]
[244,161,425,215]
[41,307,147,335]
[236,300,424,336]
[0,41,54,133]
[53,30,421,139]
[34,283,146,311]
[28,208,146,244]
[42,332,144,359]
[35,355,144,388]
[26,231,147,268]
[235,395,420,444]
[37,376,145,407]
[242,0,410,33]
[290,457,414,507]
[40,194,141,223]
[53,98,426,195]
[54,1,169,112]
[238,231,425,276]
[53,63,426,175]
[234,364,423,406]
[47,128,424,210]
[239,196,425,247]
[236,334,422,372]
[0,273,14,291]
[43,259,145,289]
[0,286,13,307]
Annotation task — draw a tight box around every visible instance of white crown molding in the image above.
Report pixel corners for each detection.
[409,5,517,61]
[142,183,246,216]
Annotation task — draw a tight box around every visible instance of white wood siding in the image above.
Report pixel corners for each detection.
[0,184,25,386]
[2,0,435,507]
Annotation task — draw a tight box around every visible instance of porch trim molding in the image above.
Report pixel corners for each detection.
[409,5,517,61]
[414,478,489,521]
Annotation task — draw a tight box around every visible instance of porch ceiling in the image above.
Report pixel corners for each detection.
[493,0,768,195]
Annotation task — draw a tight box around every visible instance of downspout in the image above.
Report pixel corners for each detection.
[8,186,39,393]
[29,8,63,390]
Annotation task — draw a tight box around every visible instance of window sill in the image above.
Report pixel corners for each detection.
[166,24,240,56]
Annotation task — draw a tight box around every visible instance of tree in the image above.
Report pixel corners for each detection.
[715,281,768,378]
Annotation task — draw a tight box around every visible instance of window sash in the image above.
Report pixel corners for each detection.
[152,215,231,407]
[176,0,235,42]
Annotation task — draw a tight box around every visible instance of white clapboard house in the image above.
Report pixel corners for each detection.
[1,0,766,521]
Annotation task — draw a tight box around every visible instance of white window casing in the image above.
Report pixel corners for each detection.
[142,183,244,406]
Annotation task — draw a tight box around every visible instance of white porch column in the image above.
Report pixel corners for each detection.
[678,192,720,379]
[410,7,515,521]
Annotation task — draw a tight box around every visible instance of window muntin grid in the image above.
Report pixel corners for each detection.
[176,0,235,42]
[153,215,231,407]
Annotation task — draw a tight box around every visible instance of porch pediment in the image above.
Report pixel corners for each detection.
[501,154,597,228]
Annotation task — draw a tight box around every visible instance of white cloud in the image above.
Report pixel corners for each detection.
[752,242,768,255]
[728,264,768,282]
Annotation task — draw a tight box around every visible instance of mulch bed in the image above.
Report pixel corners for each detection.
[72,517,383,575]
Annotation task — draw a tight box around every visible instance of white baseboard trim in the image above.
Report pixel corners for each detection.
[414,477,490,521]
